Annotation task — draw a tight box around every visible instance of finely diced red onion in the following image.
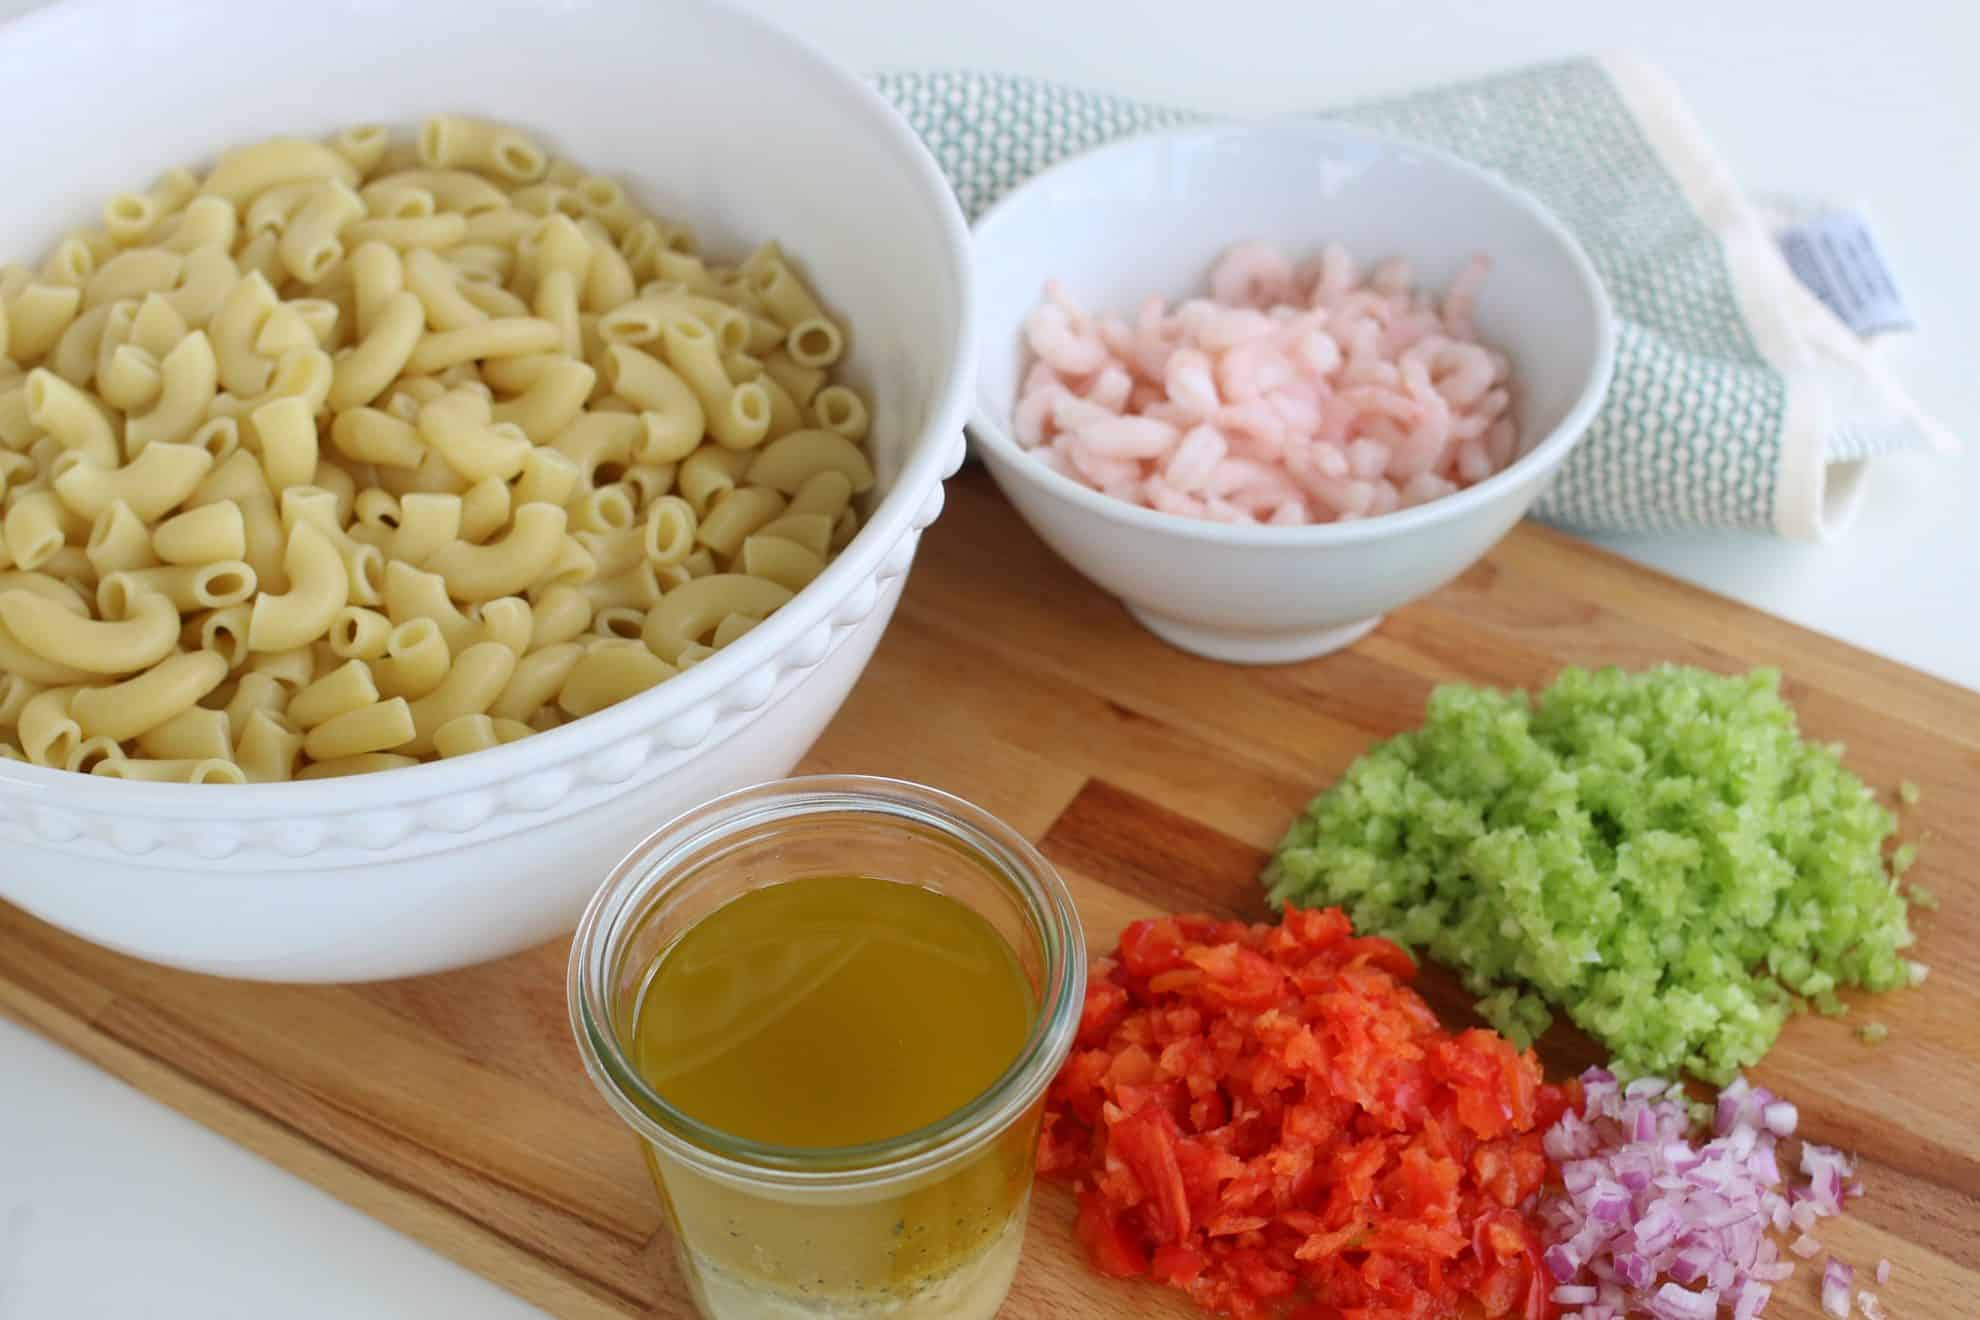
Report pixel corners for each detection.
[1875,1258,1890,1285]
[1802,1144,1852,1208]
[1591,1192,1631,1223]
[1859,1290,1888,1320]
[1734,1283,1774,1320]
[1647,1282,1717,1320]
[1822,1259,1854,1317]
[1553,1284,1599,1305]
[1792,1233,1823,1258]
[1706,1199,1759,1230]
[1716,1079,1750,1135]
[1690,1162,1733,1192]
[1667,1245,1713,1284]
[1541,1069,1864,1320]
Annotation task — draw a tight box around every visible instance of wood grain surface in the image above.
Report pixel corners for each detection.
[3,470,1974,1319]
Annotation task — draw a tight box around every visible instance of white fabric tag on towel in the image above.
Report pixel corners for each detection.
[1776,210,1914,338]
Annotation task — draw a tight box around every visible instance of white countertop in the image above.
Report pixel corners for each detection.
[0,1,1972,1316]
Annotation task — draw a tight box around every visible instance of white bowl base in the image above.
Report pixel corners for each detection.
[1126,607,1382,665]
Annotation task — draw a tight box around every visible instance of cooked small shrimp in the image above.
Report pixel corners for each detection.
[1163,423,1227,492]
[1309,476,1377,518]
[1181,300,1274,352]
[1382,310,1441,358]
[1077,415,1180,461]
[1031,443,1076,480]
[1370,256,1413,295]
[1013,383,1066,449]
[1289,327,1342,378]
[1021,360,1064,397]
[1210,240,1295,308]
[1203,456,1299,502]
[1403,336,1496,407]
[1140,400,1203,430]
[1441,253,1490,339]
[1143,475,1207,519]
[1285,435,1349,485]
[1127,294,1181,380]
[1082,364,1134,413]
[1454,436,1494,484]
[1065,436,1143,489]
[1390,395,1453,481]
[1215,400,1287,461]
[1265,386,1321,436]
[1339,385,1423,427]
[1163,348,1221,419]
[1291,253,1324,303]
[1025,295,1109,376]
[1450,387,1510,441]
[1346,438,1392,481]
[1014,241,1511,525]
[1051,389,1115,433]
[1098,315,1136,362]
[1312,242,1358,305]
[1215,339,1294,402]
[1339,319,1400,388]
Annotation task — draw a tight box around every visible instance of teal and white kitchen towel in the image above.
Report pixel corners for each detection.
[874,56,1956,542]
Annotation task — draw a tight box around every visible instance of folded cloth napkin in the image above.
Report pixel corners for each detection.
[873,56,1956,542]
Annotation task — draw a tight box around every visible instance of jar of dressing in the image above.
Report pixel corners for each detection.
[568,775,1086,1318]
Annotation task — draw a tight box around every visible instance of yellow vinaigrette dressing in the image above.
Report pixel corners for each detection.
[636,873,1035,1145]
[632,873,1041,1316]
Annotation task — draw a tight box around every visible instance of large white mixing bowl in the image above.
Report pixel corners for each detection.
[0,0,974,981]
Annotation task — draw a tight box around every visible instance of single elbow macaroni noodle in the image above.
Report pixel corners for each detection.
[0,119,873,780]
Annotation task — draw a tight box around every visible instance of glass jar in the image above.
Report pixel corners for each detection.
[568,775,1086,1319]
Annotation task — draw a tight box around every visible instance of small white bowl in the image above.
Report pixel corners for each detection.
[0,0,973,981]
[969,120,1616,664]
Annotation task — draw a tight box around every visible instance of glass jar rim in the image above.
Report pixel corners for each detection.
[567,774,1087,1190]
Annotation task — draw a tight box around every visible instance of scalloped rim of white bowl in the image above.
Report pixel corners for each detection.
[967,117,1618,547]
[0,0,977,813]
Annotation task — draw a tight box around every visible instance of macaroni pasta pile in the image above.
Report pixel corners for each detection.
[0,119,875,783]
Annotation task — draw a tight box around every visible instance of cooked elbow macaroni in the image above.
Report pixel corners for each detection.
[0,119,873,781]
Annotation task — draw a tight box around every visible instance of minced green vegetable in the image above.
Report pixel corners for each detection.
[1892,842,1919,875]
[1898,780,1921,806]
[1858,1021,1890,1044]
[1264,665,1919,1084]
[1909,884,1939,911]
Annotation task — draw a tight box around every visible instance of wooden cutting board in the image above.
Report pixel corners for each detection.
[2,469,1975,1319]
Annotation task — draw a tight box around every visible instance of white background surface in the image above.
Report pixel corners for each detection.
[0,1,1972,1317]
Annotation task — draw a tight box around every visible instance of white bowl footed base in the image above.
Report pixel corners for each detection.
[1125,607,1383,664]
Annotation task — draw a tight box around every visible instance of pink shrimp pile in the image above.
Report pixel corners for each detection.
[1015,241,1517,525]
